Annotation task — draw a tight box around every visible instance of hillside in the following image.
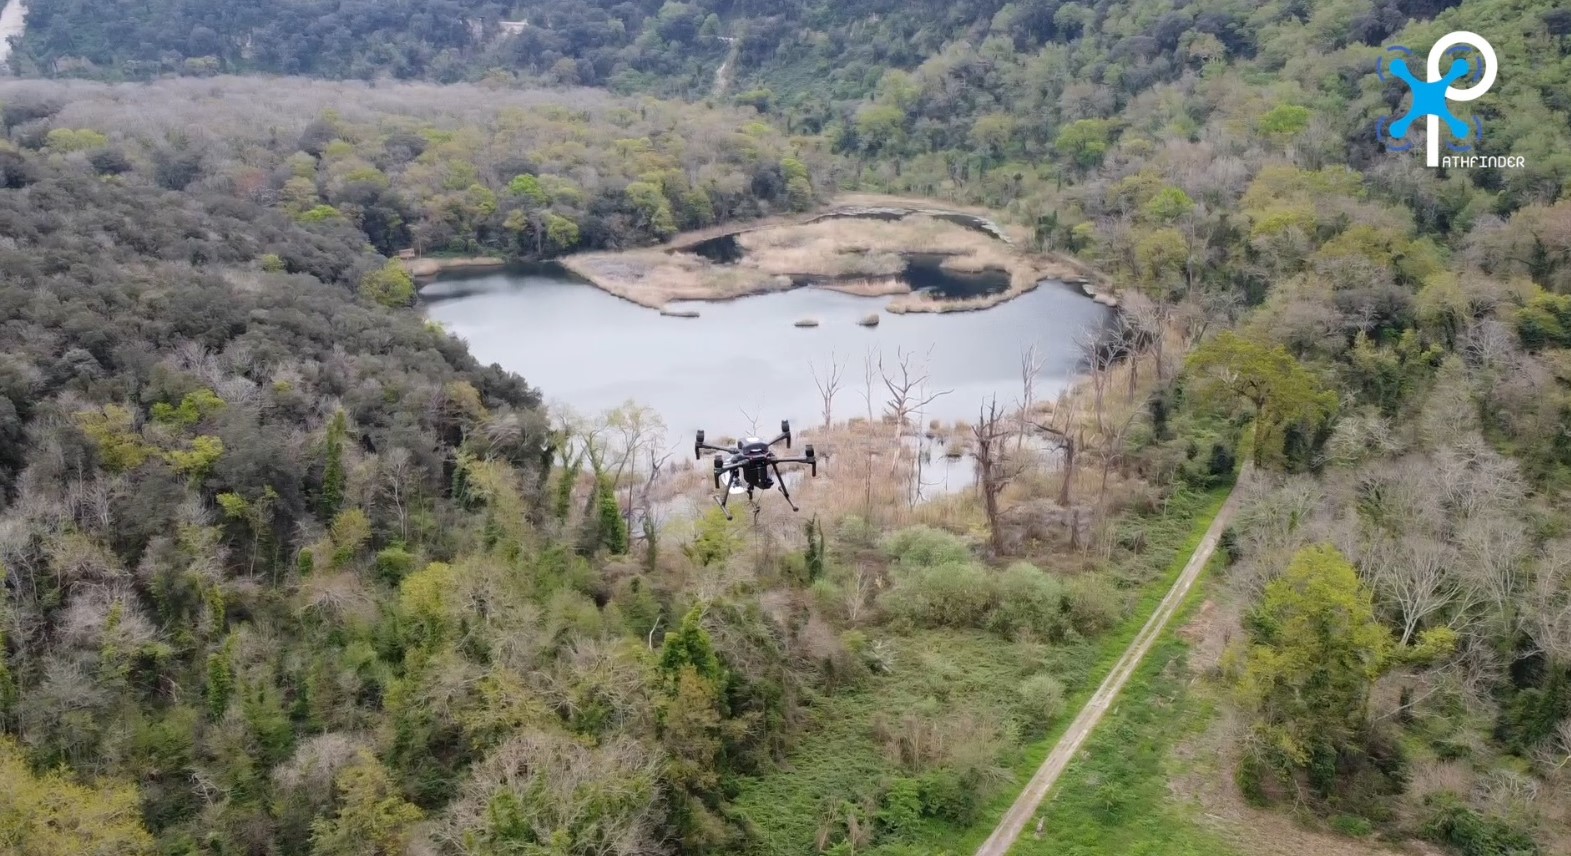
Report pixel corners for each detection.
[0,1,1569,855]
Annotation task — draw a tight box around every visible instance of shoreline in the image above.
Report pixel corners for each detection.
[401,255,508,278]
[411,196,1121,316]
[557,203,1110,315]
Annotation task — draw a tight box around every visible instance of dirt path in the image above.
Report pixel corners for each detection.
[973,467,1249,856]
[712,36,738,98]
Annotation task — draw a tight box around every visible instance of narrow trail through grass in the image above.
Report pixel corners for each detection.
[970,468,1247,855]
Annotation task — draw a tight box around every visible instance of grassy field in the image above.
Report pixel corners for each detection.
[1004,579,1235,856]
[728,483,1236,855]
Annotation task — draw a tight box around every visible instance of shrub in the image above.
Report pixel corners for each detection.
[881,561,996,629]
[375,546,415,584]
[988,563,1069,641]
[1014,673,1066,737]
[916,768,984,825]
[1422,792,1540,856]
[882,525,971,568]
[1331,814,1374,837]
[877,777,923,838]
[1065,575,1123,637]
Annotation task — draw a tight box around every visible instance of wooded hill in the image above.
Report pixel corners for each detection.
[2,0,1571,854]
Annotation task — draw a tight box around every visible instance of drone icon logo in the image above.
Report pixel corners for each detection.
[1375,31,1496,167]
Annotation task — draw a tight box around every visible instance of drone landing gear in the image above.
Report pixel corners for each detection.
[772,462,800,513]
[712,486,763,523]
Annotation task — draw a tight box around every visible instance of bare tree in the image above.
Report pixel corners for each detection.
[880,345,951,428]
[973,397,1026,555]
[380,447,415,544]
[811,351,846,429]
[1092,405,1140,526]
[1365,534,1464,646]
[1528,539,1571,664]
[845,565,874,624]
[859,346,877,424]
[1121,289,1173,384]
[1032,391,1082,507]
[1017,343,1047,452]
[605,401,666,518]
[1074,325,1117,433]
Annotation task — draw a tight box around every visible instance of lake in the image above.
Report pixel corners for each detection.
[421,266,1114,454]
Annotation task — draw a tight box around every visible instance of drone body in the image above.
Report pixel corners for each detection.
[696,420,816,520]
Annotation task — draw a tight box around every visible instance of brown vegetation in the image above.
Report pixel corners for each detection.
[561,211,1087,312]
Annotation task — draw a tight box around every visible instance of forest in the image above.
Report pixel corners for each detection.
[3,0,1571,854]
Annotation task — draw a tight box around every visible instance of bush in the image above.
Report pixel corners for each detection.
[1422,792,1540,856]
[882,525,972,568]
[1065,575,1123,637]
[915,768,983,825]
[1331,815,1373,837]
[1014,673,1066,737]
[375,546,416,584]
[988,563,1069,641]
[881,561,996,629]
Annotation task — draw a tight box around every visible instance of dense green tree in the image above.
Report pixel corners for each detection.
[1235,544,1390,770]
[1187,332,1337,468]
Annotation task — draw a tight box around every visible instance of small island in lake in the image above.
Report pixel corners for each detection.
[560,197,1106,314]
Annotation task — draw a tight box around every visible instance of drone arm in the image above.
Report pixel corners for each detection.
[773,444,817,476]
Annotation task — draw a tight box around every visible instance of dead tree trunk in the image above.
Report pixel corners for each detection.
[973,397,1023,555]
[811,351,846,429]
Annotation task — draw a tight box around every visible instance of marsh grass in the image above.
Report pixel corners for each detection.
[728,483,1236,855]
[561,212,1081,312]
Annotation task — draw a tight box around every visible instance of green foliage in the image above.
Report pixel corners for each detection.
[1054,119,1114,170]
[659,606,722,686]
[43,127,110,153]
[1236,545,1391,771]
[988,563,1070,641]
[308,752,423,856]
[298,204,345,222]
[151,388,226,427]
[358,260,416,308]
[1188,332,1337,469]
[1014,673,1066,737]
[1258,104,1310,139]
[0,735,156,855]
[1346,330,1444,417]
[321,410,348,519]
[165,434,224,480]
[1422,792,1541,856]
[205,635,236,719]
[684,508,742,567]
[804,515,827,583]
[882,561,996,630]
[74,404,151,472]
[506,173,548,206]
[1515,292,1571,351]
[881,525,972,568]
[374,545,416,584]
[595,475,629,555]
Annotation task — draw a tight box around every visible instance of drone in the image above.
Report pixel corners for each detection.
[695,420,817,520]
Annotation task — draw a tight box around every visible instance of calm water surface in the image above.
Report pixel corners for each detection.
[422,268,1112,454]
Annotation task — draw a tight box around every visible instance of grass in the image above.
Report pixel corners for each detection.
[919,484,1235,855]
[1003,568,1236,856]
[728,482,1237,855]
